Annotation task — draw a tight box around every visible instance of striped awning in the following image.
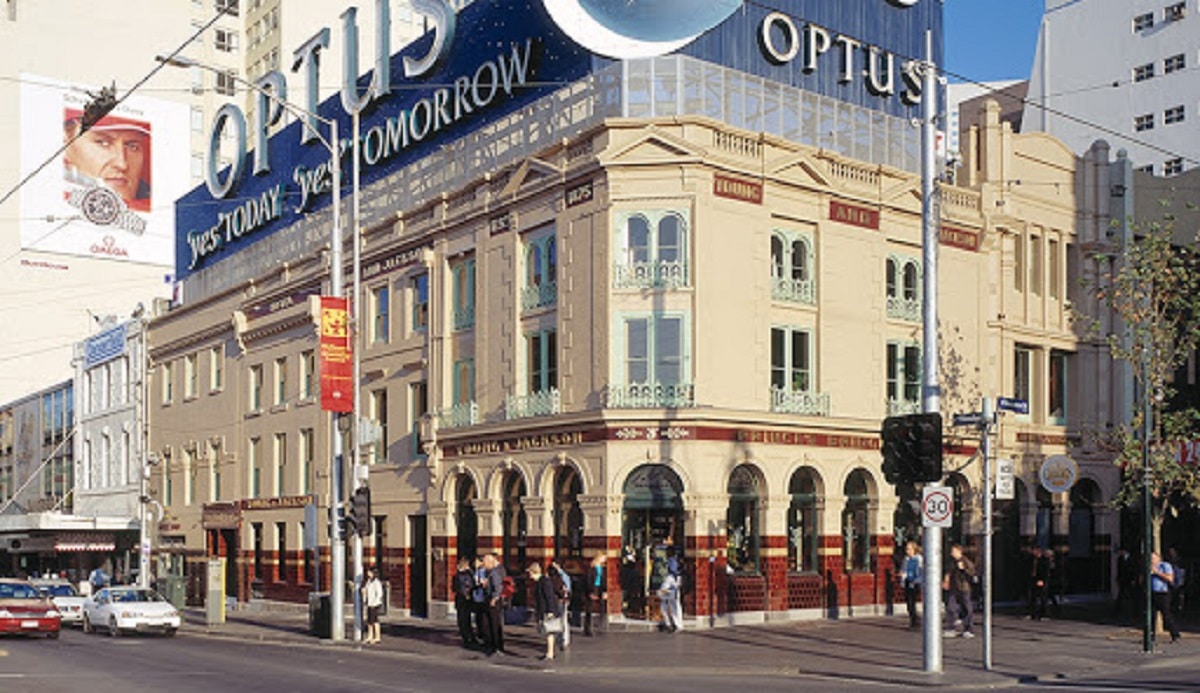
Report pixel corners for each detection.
[54,532,116,553]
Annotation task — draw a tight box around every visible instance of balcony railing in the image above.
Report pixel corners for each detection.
[887,295,921,322]
[769,387,831,416]
[605,382,695,409]
[452,304,475,331]
[887,397,921,416]
[439,401,479,429]
[613,260,689,290]
[771,276,816,305]
[520,280,557,312]
[505,388,561,420]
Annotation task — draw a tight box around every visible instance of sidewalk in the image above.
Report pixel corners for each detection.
[182,601,1200,688]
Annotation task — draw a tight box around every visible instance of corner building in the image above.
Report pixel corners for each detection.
[149,0,1118,622]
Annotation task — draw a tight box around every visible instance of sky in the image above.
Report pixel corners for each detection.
[944,0,1045,84]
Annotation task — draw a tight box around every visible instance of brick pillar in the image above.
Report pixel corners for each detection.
[428,500,453,603]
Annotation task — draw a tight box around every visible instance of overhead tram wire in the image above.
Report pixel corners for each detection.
[743,0,1200,169]
[0,6,233,211]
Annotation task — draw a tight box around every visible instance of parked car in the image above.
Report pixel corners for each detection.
[0,578,62,638]
[31,580,85,626]
[82,587,180,637]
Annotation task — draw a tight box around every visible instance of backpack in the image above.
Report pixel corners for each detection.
[500,575,516,601]
[551,572,569,601]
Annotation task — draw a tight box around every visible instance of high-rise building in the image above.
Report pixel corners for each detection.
[1024,0,1198,175]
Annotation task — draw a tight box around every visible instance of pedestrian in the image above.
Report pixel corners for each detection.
[658,547,683,633]
[1030,547,1051,621]
[453,557,477,647]
[362,566,384,644]
[481,552,507,655]
[620,544,638,613]
[901,541,923,629]
[584,553,607,636]
[1045,549,1063,617]
[471,557,487,645]
[529,562,563,660]
[550,561,572,650]
[1112,547,1137,620]
[1150,551,1181,643]
[942,544,975,638]
[1166,547,1186,617]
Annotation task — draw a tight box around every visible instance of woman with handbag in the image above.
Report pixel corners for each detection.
[529,562,562,660]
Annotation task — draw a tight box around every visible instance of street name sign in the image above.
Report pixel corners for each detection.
[997,397,1029,414]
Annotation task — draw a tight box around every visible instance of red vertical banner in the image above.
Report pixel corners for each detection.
[319,296,353,412]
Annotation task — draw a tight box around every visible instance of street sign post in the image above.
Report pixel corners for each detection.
[952,412,983,427]
[996,397,1029,415]
[921,485,953,528]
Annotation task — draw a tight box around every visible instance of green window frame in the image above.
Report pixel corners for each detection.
[526,329,558,393]
[617,313,688,386]
[411,273,429,331]
[887,341,921,404]
[371,284,390,344]
[771,327,813,392]
[452,359,475,406]
[451,258,476,331]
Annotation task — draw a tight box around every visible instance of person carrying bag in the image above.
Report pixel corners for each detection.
[530,562,562,660]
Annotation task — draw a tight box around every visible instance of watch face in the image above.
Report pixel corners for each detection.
[544,0,740,58]
[81,187,123,226]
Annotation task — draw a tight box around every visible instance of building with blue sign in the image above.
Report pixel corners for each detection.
[148,0,1121,624]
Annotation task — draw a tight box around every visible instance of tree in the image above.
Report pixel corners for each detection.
[1079,215,1200,552]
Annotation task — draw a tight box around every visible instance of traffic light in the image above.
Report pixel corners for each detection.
[880,412,943,484]
[351,486,371,537]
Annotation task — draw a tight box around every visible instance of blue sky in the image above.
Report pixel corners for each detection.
[944,0,1045,83]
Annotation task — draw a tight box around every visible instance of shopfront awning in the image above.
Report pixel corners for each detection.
[54,532,116,553]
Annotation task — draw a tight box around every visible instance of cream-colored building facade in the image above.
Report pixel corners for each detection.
[147,63,1121,622]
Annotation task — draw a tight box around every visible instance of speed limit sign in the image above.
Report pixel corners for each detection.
[922,485,953,528]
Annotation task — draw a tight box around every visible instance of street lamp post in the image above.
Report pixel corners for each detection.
[158,55,351,641]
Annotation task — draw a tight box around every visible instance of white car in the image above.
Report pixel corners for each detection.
[82,587,180,637]
[31,580,86,626]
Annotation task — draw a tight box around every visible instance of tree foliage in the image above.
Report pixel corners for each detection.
[1077,215,1200,544]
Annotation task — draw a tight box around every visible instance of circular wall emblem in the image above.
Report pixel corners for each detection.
[80,187,122,226]
[1039,455,1079,494]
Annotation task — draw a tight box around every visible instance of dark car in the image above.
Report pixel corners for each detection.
[0,578,62,638]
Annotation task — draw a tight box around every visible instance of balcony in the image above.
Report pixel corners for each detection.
[520,280,557,312]
[769,387,831,416]
[505,388,561,420]
[887,295,921,322]
[605,382,695,409]
[771,276,816,305]
[613,260,688,290]
[439,401,479,429]
[887,397,921,416]
[452,304,475,331]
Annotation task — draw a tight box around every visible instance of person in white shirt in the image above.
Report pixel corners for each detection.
[363,567,384,644]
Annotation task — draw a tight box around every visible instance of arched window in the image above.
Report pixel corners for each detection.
[626,215,651,264]
[501,471,528,579]
[788,468,820,573]
[886,256,920,321]
[456,474,478,563]
[658,215,683,263]
[886,258,898,298]
[903,262,919,300]
[842,470,872,572]
[726,465,762,573]
[771,236,785,279]
[527,243,543,288]
[791,239,809,282]
[615,211,690,289]
[770,230,815,304]
[553,466,584,559]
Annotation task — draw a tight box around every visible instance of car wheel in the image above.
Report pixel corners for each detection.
[164,628,177,638]
[108,617,120,637]
[47,631,59,640]
[82,614,92,634]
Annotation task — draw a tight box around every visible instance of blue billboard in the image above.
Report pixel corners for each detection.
[175,0,942,280]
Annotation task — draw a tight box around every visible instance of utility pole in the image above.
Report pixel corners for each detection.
[351,109,366,644]
[328,118,346,642]
[981,397,994,670]
[919,29,943,675]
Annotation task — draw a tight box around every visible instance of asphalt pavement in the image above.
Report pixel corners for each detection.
[178,599,1200,689]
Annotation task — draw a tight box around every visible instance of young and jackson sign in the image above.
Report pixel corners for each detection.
[176,0,939,279]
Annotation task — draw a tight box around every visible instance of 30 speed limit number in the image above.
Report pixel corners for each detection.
[921,485,953,528]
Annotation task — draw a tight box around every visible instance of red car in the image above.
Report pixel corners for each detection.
[0,578,61,638]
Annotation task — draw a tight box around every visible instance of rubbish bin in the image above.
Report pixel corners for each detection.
[309,592,331,638]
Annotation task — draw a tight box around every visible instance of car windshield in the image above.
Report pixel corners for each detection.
[44,584,79,597]
[0,583,42,600]
[113,589,164,603]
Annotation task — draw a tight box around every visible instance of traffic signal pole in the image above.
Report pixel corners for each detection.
[918,30,942,675]
[981,397,994,671]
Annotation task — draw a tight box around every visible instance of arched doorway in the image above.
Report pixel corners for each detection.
[726,465,763,574]
[455,473,478,565]
[788,467,822,574]
[1067,479,1102,593]
[552,466,584,562]
[842,470,872,573]
[620,464,685,619]
[500,470,527,594]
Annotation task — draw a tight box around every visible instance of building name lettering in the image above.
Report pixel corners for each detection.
[565,180,594,208]
[736,428,880,450]
[940,225,980,252]
[241,495,316,511]
[759,12,924,105]
[362,246,425,282]
[187,184,285,270]
[713,174,763,204]
[829,200,880,230]
[452,431,585,457]
[1015,432,1076,446]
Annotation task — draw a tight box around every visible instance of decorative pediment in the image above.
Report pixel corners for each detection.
[497,157,562,198]
[768,153,832,187]
[603,129,700,165]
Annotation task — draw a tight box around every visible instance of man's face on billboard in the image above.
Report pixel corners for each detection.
[66,127,148,203]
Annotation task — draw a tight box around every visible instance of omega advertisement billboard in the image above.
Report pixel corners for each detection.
[21,76,189,267]
[175,0,941,281]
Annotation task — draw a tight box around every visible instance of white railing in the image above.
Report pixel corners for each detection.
[452,304,475,331]
[604,382,695,409]
[613,260,689,289]
[887,398,921,416]
[439,401,479,429]
[505,388,561,420]
[772,276,816,305]
[769,387,831,416]
[520,280,557,311]
[886,295,921,322]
